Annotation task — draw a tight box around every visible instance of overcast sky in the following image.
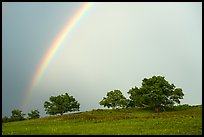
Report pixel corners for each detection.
[2,2,202,117]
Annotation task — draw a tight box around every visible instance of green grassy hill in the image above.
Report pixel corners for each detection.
[2,105,202,135]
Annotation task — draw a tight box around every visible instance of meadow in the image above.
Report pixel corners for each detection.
[2,105,202,135]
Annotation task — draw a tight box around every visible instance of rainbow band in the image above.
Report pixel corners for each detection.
[24,2,93,106]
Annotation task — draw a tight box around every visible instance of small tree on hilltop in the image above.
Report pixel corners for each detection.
[28,109,40,119]
[10,109,26,121]
[128,76,184,112]
[99,90,127,109]
[44,92,80,115]
[2,116,10,123]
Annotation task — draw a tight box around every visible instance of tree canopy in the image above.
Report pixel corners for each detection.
[128,76,184,112]
[44,92,80,115]
[10,109,26,121]
[28,109,40,119]
[99,90,127,109]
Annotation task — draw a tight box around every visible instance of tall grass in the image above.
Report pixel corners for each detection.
[2,105,202,135]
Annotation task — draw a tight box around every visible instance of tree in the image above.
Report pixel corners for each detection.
[10,109,26,121]
[99,90,127,109]
[28,109,40,119]
[44,93,80,115]
[128,76,184,112]
[2,116,10,123]
[127,86,144,108]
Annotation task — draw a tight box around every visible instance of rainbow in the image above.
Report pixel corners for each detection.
[23,2,93,106]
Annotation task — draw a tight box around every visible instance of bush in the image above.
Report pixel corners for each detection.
[164,104,191,111]
[2,116,11,123]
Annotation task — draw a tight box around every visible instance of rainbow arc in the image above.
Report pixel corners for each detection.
[23,2,93,107]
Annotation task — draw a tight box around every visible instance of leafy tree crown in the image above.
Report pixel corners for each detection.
[99,90,127,109]
[128,76,184,112]
[44,92,80,115]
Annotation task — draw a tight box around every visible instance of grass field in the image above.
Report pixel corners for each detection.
[2,105,202,135]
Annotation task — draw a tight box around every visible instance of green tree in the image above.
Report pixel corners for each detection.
[28,109,40,119]
[2,116,10,123]
[10,109,26,121]
[44,92,80,115]
[128,76,184,112]
[99,90,127,109]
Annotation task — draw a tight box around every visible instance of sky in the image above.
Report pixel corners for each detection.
[2,2,202,118]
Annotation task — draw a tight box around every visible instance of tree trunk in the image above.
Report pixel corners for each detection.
[155,105,161,113]
[112,103,116,109]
